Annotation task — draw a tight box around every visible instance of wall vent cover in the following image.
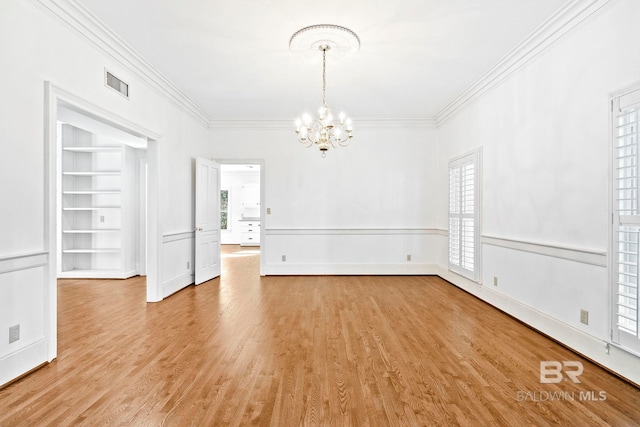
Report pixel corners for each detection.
[105,70,129,98]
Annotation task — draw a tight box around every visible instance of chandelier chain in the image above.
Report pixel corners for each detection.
[322,48,327,107]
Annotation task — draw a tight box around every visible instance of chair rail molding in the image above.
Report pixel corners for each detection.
[482,235,607,267]
[0,251,49,276]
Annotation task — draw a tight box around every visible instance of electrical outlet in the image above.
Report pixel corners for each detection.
[282,255,286,262]
[580,309,589,325]
[100,215,105,223]
[493,276,498,286]
[267,208,271,215]
[9,324,20,344]
[186,261,190,269]
[406,254,412,262]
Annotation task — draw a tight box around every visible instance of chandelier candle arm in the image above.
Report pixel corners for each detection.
[290,24,358,157]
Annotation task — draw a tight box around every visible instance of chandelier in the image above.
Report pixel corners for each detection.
[290,25,360,157]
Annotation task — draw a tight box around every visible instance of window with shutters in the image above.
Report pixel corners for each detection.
[612,86,640,353]
[449,148,481,281]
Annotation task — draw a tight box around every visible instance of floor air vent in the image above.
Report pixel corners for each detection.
[105,70,129,98]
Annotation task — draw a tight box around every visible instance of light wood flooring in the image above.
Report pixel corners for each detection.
[1,245,640,425]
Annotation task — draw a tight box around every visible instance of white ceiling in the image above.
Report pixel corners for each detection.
[76,0,568,121]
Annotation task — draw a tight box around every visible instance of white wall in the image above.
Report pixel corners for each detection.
[0,0,212,386]
[438,0,640,384]
[211,122,445,274]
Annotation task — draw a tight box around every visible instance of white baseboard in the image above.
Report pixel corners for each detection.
[0,337,48,387]
[161,272,194,298]
[264,262,440,276]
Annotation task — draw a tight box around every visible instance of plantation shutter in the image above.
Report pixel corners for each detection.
[613,89,640,352]
[449,150,480,281]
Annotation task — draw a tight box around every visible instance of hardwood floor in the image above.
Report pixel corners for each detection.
[1,245,640,426]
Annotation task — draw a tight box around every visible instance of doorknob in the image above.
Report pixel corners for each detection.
[194,227,203,232]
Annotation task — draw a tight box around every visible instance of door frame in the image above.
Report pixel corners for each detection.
[44,82,162,359]
[217,158,266,276]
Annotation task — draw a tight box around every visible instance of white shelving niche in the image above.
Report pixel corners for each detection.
[58,123,138,279]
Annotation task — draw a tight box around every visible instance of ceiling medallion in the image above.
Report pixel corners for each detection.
[290,24,360,157]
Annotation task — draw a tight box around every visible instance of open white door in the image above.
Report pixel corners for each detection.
[195,157,221,284]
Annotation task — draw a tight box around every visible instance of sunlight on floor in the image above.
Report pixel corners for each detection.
[222,249,260,258]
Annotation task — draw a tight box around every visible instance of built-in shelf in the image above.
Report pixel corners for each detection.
[58,123,135,279]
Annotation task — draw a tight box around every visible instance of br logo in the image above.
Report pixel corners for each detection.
[540,361,583,384]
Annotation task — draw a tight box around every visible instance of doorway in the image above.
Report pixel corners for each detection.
[56,106,147,279]
[219,161,265,276]
[45,82,161,361]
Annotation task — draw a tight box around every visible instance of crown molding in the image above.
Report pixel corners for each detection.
[356,118,438,129]
[209,120,293,130]
[435,0,613,125]
[209,117,437,131]
[37,0,612,130]
[37,0,212,127]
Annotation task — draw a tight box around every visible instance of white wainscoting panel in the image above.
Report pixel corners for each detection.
[0,252,49,387]
[161,232,195,298]
[264,228,447,275]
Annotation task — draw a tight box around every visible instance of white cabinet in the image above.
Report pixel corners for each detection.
[240,220,260,246]
[241,183,260,208]
[58,124,137,279]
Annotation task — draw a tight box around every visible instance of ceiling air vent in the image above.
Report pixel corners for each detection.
[105,70,129,98]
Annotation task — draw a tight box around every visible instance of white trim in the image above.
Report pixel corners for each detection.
[482,235,607,267]
[210,118,437,131]
[53,85,160,140]
[356,118,438,129]
[57,269,137,279]
[162,272,195,298]
[0,338,49,388]
[264,263,440,276]
[163,231,195,243]
[435,0,613,124]
[265,228,447,236]
[0,252,48,276]
[211,120,299,131]
[37,0,211,126]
